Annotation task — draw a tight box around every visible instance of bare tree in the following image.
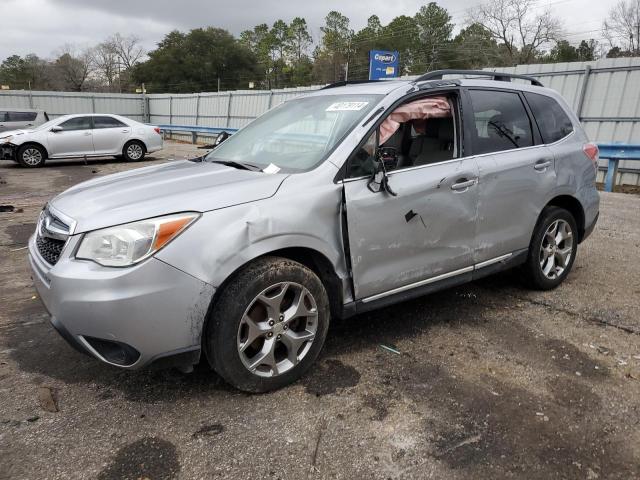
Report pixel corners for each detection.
[468,0,563,65]
[91,42,119,91]
[109,33,145,70]
[603,0,640,54]
[54,45,93,91]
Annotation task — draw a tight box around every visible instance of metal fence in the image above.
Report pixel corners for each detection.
[2,57,640,184]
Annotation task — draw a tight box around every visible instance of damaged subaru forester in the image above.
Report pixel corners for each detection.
[29,70,600,392]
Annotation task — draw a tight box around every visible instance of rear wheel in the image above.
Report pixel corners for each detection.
[122,140,145,162]
[17,144,46,168]
[522,206,578,290]
[205,257,330,392]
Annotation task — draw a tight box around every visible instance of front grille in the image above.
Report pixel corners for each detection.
[36,235,66,265]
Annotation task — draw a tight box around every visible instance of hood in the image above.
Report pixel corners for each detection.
[0,129,29,139]
[50,160,288,233]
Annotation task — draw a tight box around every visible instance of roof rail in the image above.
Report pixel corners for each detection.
[414,69,544,87]
[321,79,383,89]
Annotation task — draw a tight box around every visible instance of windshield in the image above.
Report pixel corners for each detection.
[204,94,383,172]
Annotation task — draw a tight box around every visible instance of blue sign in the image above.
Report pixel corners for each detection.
[369,50,400,80]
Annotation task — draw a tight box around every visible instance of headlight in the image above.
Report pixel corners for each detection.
[76,212,199,267]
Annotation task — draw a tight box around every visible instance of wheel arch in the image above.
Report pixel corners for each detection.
[18,141,49,159]
[123,137,147,152]
[544,195,586,242]
[200,245,346,355]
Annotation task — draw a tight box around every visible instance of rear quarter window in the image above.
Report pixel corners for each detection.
[7,111,38,122]
[524,92,574,143]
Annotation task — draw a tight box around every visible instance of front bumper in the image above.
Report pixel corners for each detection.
[28,233,215,369]
[1,143,16,160]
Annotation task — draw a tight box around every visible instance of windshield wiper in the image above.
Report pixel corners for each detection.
[208,159,262,171]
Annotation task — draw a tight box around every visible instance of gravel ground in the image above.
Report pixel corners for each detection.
[1,144,639,480]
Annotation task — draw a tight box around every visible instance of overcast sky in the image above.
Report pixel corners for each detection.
[1,0,617,61]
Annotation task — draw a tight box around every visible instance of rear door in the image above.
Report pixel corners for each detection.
[466,88,556,264]
[47,116,95,157]
[92,116,131,155]
[343,93,479,301]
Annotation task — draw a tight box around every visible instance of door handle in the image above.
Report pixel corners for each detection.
[534,160,552,171]
[83,132,92,136]
[451,178,476,192]
[121,129,130,133]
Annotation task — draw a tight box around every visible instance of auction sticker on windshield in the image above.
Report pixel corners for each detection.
[326,102,369,112]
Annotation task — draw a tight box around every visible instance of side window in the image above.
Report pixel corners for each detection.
[469,90,533,155]
[0,111,7,122]
[58,117,92,131]
[7,111,38,122]
[347,95,456,178]
[93,116,127,129]
[524,92,574,143]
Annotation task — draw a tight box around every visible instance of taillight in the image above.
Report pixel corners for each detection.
[583,143,599,171]
[154,127,161,135]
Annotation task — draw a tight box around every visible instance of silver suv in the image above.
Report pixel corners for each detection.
[28,71,600,392]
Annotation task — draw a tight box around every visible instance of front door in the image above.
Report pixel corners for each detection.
[343,94,479,301]
[47,116,94,157]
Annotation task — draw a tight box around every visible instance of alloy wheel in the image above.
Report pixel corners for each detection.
[539,219,574,279]
[237,282,318,378]
[127,143,143,160]
[22,148,42,166]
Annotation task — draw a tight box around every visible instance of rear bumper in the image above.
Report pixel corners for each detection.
[28,233,215,369]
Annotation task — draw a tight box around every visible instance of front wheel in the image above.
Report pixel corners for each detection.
[205,257,330,392]
[17,144,46,168]
[122,140,145,162]
[522,206,578,290]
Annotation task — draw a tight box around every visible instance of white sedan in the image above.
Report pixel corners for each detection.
[0,114,163,167]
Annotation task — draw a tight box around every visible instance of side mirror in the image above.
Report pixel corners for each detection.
[214,131,230,148]
[50,126,62,133]
[377,146,399,171]
[367,150,398,196]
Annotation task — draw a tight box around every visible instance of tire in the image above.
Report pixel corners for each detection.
[122,140,145,162]
[522,206,578,290]
[205,256,330,393]
[17,144,46,168]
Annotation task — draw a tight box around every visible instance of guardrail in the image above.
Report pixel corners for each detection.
[157,124,238,144]
[598,143,640,192]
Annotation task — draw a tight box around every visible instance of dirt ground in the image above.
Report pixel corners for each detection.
[1,144,639,480]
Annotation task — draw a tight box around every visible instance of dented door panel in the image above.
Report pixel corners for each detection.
[344,158,479,300]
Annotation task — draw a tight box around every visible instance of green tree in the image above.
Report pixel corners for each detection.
[134,28,257,92]
[440,23,506,69]
[286,17,312,62]
[414,2,454,71]
[382,15,420,75]
[549,40,579,62]
[314,11,353,83]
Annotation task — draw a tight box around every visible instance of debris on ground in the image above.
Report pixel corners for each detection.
[380,344,401,355]
[37,387,58,413]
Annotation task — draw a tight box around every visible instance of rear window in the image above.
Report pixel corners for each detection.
[524,92,574,143]
[93,116,127,129]
[7,111,38,121]
[469,89,534,155]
